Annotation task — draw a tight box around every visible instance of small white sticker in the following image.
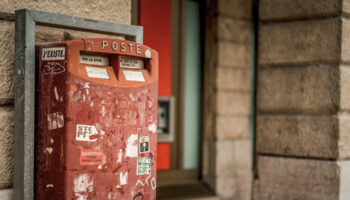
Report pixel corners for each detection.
[80,54,109,66]
[123,70,145,82]
[76,124,99,141]
[42,47,65,60]
[120,56,144,69]
[145,49,152,58]
[85,66,110,79]
[137,157,151,175]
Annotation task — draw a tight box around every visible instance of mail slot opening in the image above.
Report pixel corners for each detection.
[80,52,110,66]
[120,55,145,69]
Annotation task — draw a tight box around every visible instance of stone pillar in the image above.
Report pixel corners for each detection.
[0,1,131,198]
[202,0,254,199]
[254,0,350,199]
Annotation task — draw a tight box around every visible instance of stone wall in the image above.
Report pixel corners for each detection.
[202,0,254,199]
[0,1,131,199]
[254,0,350,199]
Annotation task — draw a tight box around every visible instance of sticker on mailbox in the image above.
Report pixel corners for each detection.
[123,70,145,82]
[139,136,149,154]
[120,56,144,69]
[42,47,65,60]
[85,66,110,79]
[76,124,99,141]
[80,149,103,165]
[137,157,151,175]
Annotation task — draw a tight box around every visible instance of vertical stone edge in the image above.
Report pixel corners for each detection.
[202,0,219,191]
[338,161,350,200]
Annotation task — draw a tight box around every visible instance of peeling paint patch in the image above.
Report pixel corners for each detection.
[126,134,138,157]
[73,174,94,200]
[46,147,53,154]
[47,112,64,130]
[129,93,135,101]
[46,184,54,188]
[148,123,156,133]
[50,138,54,143]
[101,106,106,117]
[120,172,128,185]
[117,149,122,163]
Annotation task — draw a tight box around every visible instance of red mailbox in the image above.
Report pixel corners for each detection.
[35,38,158,199]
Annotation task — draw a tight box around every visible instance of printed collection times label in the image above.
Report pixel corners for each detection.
[80,149,104,166]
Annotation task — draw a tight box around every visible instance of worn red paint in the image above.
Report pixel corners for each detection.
[36,38,158,199]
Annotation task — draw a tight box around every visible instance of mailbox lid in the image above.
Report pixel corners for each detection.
[66,38,158,88]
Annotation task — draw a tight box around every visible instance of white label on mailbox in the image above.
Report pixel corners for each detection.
[42,47,65,60]
[137,157,151,175]
[123,70,145,82]
[120,56,144,69]
[80,54,109,66]
[76,124,99,142]
[85,66,110,79]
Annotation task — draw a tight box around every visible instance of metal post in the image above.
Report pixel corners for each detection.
[13,9,36,200]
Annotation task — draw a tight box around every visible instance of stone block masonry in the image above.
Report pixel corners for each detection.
[203,0,254,199]
[254,0,350,199]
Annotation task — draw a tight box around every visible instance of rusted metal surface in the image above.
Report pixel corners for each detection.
[36,38,158,199]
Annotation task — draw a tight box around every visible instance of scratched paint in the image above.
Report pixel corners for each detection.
[35,39,158,200]
[117,149,122,163]
[73,174,94,200]
[126,134,138,157]
[151,178,157,190]
[46,147,53,154]
[120,172,128,185]
[47,112,64,130]
[148,123,157,133]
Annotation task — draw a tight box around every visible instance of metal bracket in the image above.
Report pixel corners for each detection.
[13,9,143,200]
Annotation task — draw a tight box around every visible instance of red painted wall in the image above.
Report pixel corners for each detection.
[139,0,172,170]
[139,0,172,96]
